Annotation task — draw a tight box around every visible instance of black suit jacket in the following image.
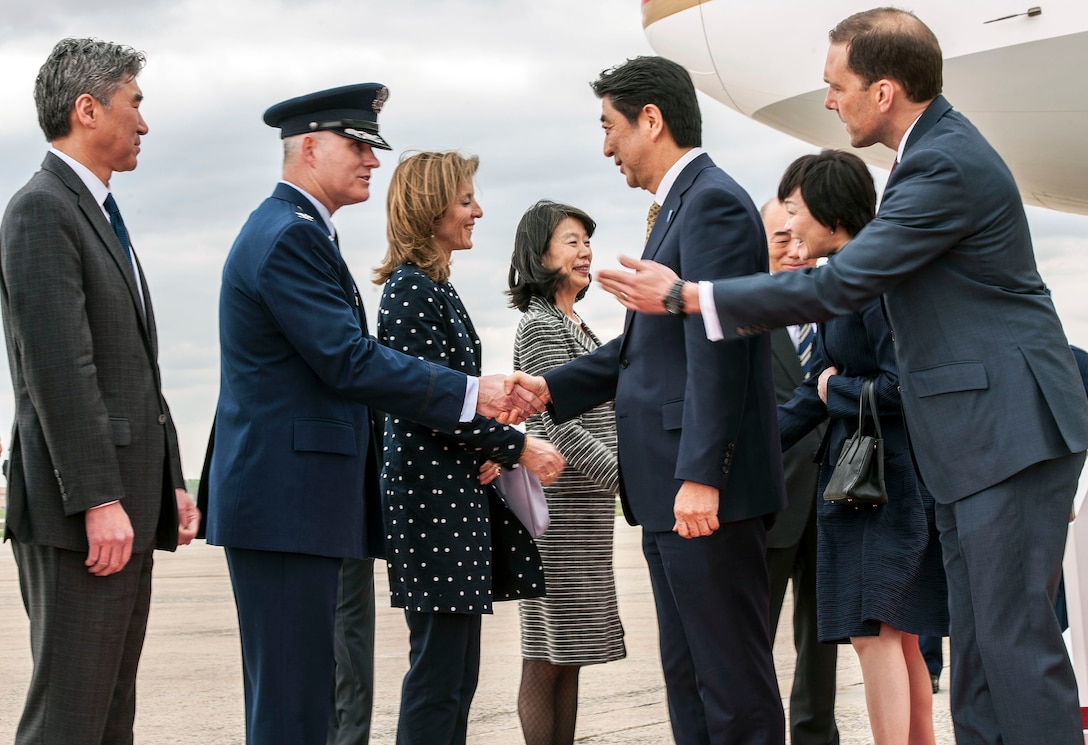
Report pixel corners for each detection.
[1,152,184,553]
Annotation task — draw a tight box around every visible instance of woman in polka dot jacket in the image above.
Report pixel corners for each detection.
[373,151,564,745]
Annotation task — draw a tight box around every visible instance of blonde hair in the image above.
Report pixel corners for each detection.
[374,150,480,285]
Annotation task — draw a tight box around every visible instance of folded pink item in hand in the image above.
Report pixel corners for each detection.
[496,464,550,538]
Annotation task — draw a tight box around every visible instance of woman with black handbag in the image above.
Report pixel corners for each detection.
[776,150,948,745]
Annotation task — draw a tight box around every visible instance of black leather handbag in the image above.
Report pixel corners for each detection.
[823,378,888,507]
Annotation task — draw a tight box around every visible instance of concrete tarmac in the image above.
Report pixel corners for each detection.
[0,520,955,743]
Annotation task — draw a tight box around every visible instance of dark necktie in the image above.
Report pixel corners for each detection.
[103,193,134,264]
[797,322,817,380]
[645,202,661,245]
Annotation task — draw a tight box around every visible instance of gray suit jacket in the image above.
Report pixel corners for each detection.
[766,328,823,549]
[1,152,184,553]
[708,96,1088,502]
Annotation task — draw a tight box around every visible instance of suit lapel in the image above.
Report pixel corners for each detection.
[42,153,152,343]
[273,182,367,335]
[642,153,711,263]
[771,328,803,384]
[623,153,712,340]
[439,284,482,374]
[892,95,953,187]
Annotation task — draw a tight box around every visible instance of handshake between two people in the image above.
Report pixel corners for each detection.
[476,372,566,487]
[476,371,552,426]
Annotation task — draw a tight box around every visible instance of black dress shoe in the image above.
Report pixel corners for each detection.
[931,674,940,694]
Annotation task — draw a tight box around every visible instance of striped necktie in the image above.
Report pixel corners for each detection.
[645,202,661,244]
[797,323,817,380]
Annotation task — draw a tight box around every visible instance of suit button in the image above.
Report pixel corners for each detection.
[620,358,629,369]
[721,465,730,474]
[157,414,167,425]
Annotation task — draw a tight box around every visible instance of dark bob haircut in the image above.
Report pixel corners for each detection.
[507,200,596,312]
[777,149,876,238]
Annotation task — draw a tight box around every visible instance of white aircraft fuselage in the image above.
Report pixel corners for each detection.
[642,0,1088,214]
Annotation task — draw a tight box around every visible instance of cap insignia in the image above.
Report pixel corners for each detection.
[372,87,389,114]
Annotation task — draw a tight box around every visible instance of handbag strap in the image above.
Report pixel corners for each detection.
[857,378,883,440]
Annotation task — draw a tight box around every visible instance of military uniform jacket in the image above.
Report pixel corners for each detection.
[208,184,466,559]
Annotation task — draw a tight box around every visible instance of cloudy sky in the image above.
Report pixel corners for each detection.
[2,0,1087,477]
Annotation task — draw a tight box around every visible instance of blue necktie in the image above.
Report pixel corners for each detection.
[797,323,817,380]
[103,193,133,264]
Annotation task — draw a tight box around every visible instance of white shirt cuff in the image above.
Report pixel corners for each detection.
[698,281,724,341]
[461,376,479,422]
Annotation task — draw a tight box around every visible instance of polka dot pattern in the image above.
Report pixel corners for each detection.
[376,264,540,613]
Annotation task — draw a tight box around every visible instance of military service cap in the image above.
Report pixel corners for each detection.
[263,83,391,150]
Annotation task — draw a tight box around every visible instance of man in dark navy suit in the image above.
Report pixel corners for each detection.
[539,57,787,744]
[597,10,1088,745]
[205,84,551,745]
[762,199,839,745]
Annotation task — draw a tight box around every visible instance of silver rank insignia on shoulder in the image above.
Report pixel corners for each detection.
[295,211,314,221]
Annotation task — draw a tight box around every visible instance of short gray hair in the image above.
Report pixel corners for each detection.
[34,37,146,142]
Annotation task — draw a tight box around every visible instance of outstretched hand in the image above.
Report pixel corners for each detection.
[596,255,680,314]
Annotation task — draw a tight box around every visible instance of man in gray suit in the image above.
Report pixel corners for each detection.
[762,199,838,745]
[598,9,1088,744]
[0,38,200,744]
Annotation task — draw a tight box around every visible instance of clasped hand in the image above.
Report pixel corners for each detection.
[477,371,551,425]
[478,436,566,488]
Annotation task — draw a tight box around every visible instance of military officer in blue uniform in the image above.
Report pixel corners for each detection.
[204,84,550,745]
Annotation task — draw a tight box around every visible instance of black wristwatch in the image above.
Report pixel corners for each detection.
[663,279,687,316]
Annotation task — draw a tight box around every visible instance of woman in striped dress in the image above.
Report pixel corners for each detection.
[507,200,625,745]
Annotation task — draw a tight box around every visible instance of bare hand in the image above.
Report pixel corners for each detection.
[85,502,134,576]
[176,488,201,546]
[518,436,566,486]
[478,459,503,486]
[817,366,839,404]
[477,372,549,424]
[596,255,680,314]
[672,481,720,539]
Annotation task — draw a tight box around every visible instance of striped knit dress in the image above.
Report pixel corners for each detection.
[513,296,626,665]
